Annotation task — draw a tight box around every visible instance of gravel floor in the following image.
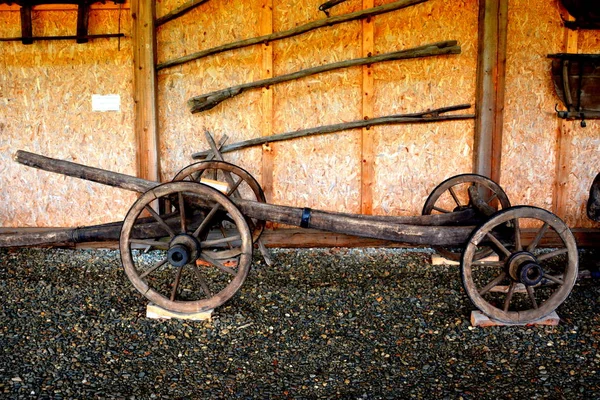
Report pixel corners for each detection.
[1,247,600,399]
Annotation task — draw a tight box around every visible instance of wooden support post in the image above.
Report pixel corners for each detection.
[474,0,508,182]
[361,0,374,215]
[76,3,90,43]
[20,4,33,45]
[132,0,160,183]
[260,0,275,207]
[553,14,578,219]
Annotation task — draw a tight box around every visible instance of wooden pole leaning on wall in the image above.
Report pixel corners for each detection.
[188,41,461,113]
[191,105,475,159]
[156,0,429,71]
[155,0,211,27]
[132,0,160,183]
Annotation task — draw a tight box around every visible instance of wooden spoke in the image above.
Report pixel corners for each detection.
[527,222,549,252]
[178,191,187,233]
[433,206,451,214]
[485,232,511,257]
[479,272,507,296]
[538,248,568,262]
[543,274,565,286]
[226,177,244,197]
[526,285,538,309]
[191,266,213,298]
[192,202,221,238]
[486,192,498,205]
[145,205,176,238]
[201,235,242,247]
[503,282,516,312]
[448,186,462,207]
[170,266,184,301]
[219,224,234,250]
[140,257,169,279]
[200,252,238,276]
[513,218,522,251]
[472,260,504,267]
[130,238,168,248]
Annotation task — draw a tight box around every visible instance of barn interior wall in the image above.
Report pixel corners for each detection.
[0,0,598,232]
[0,3,137,227]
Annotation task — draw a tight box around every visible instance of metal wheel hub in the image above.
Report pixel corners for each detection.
[167,234,201,267]
[506,251,544,286]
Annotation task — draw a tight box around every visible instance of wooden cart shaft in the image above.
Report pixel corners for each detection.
[6,150,477,247]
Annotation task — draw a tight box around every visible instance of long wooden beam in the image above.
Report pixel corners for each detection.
[155,0,210,27]
[191,105,474,159]
[156,0,429,70]
[188,41,461,113]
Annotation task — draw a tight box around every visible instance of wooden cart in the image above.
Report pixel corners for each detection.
[0,151,579,325]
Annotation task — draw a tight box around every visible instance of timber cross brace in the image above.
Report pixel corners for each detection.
[0,0,126,44]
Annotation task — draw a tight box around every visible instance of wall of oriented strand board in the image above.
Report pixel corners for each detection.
[156,0,478,220]
[501,0,600,228]
[0,0,598,231]
[0,4,136,227]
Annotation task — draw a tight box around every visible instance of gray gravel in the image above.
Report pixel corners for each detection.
[1,247,600,399]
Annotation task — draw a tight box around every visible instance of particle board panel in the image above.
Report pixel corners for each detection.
[500,0,564,213]
[0,10,136,228]
[157,0,265,183]
[370,0,478,217]
[271,1,363,213]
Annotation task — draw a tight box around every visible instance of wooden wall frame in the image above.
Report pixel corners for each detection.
[474,0,508,183]
[132,0,160,183]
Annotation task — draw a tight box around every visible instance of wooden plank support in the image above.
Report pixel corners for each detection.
[132,0,160,183]
[155,0,210,27]
[474,0,508,182]
[20,4,33,45]
[553,13,578,219]
[361,0,375,215]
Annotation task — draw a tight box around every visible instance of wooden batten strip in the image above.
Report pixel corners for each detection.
[155,0,210,27]
[260,0,275,206]
[132,0,160,182]
[361,0,375,215]
[553,13,578,219]
[491,0,508,184]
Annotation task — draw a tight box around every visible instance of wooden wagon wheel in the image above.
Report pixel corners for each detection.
[173,160,266,244]
[422,174,511,261]
[120,181,253,313]
[462,206,578,324]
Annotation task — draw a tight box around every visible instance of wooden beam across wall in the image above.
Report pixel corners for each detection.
[361,0,375,215]
[474,0,508,182]
[132,0,160,182]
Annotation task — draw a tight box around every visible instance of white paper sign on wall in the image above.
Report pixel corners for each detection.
[92,94,121,112]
